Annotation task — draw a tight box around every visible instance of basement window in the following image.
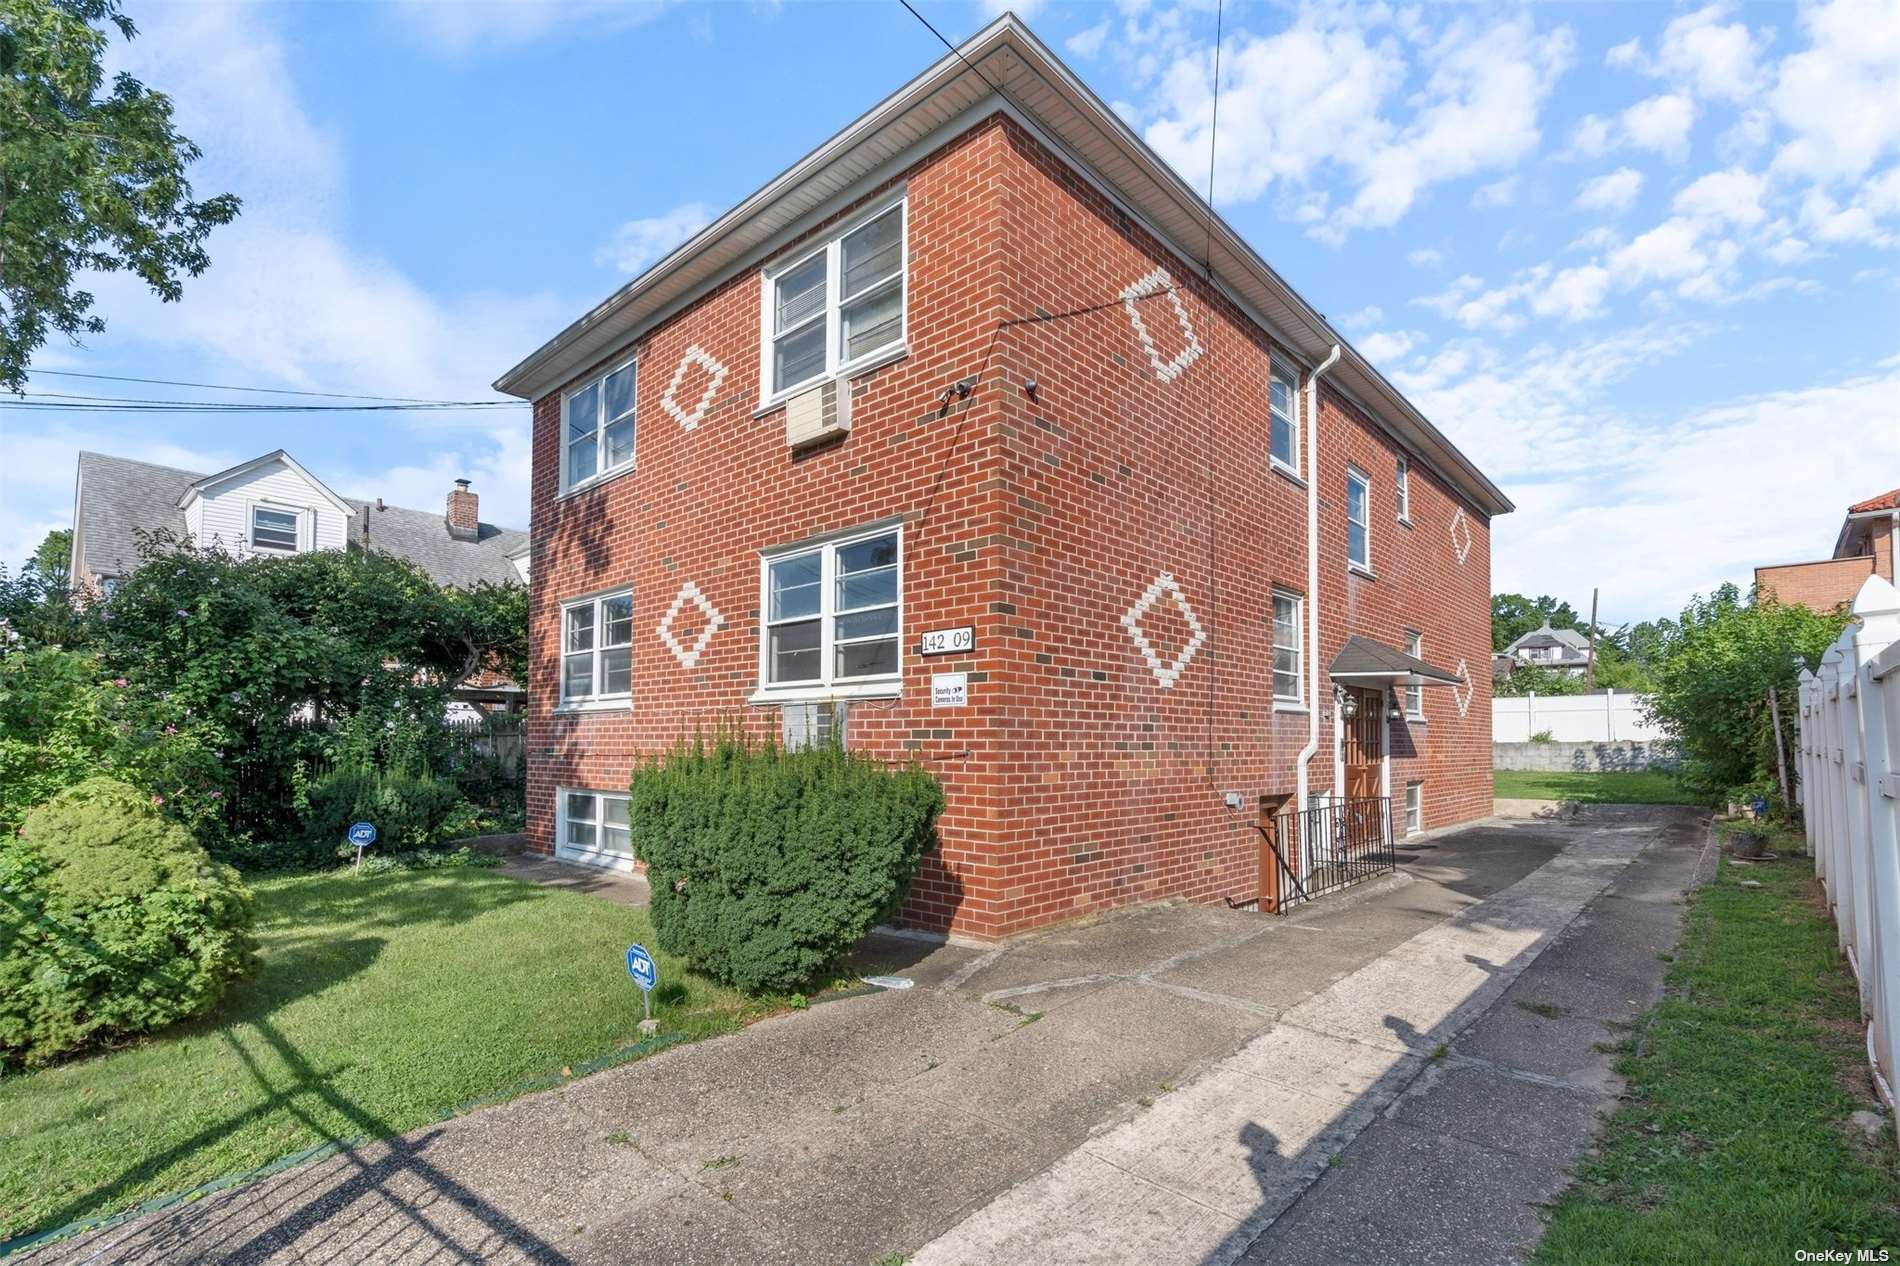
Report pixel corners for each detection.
[558,789,633,867]
[1405,781,1422,835]
[762,196,907,402]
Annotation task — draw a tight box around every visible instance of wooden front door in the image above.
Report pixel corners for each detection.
[1344,687,1383,800]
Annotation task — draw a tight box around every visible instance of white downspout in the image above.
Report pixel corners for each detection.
[1295,344,1342,820]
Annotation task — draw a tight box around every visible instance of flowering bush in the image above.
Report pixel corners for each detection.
[0,648,224,841]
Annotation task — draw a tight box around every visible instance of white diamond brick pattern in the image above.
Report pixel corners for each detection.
[1120,267,1203,384]
[661,345,727,432]
[1452,659,1474,718]
[658,581,724,669]
[1449,507,1473,566]
[1122,570,1207,689]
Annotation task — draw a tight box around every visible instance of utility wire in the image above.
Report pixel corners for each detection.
[25,367,506,406]
[0,398,521,414]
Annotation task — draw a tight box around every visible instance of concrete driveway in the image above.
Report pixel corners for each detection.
[22,806,1707,1266]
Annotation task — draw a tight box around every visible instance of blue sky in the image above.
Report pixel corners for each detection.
[2,0,1895,627]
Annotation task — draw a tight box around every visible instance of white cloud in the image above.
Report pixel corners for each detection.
[1140,11,1572,241]
[1567,114,1614,158]
[1654,5,1769,102]
[1672,167,1768,225]
[1608,217,1710,284]
[1407,247,1445,268]
[1621,92,1697,161]
[1800,187,1890,245]
[1341,305,1384,330]
[1358,329,1422,361]
[387,0,672,54]
[1605,38,1645,70]
[593,203,713,275]
[1066,20,1110,60]
[1770,0,1900,181]
[1530,265,1613,321]
[1471,177,1518,208]
[1575,166,1644,212]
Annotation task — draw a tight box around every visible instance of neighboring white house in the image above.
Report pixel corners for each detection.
[69,449,528,592]
[1498,622,1592,678]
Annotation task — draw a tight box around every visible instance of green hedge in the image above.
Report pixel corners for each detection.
[0,778,256,1067]
[629,736,943,994]
[298,764,475,858]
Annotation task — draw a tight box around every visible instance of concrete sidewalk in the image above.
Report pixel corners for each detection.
[22,807,1703,1266]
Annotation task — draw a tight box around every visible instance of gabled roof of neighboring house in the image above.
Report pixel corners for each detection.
[1848,488,1900,515]
[72,451,527,588]
[1504,622,1590,655]
[176,449,356,517]
[493,14,1513,519]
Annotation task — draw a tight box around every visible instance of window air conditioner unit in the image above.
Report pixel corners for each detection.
[784,379,852,450]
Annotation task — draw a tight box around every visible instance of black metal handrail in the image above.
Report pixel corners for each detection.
[1270,796,1396,912]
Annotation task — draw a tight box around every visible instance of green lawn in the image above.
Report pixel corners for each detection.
[1535,845,1900,1264]
[1494,770,1710,806]
[0,867,784,1247]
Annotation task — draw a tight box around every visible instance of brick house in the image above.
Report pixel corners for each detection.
[1755,487,1899,613]
[496,17,1512,940]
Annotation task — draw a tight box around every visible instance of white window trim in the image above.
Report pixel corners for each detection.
[248,502,304,554]
[752,522,903,705]
[1346,466,1373,576]
[1271,587,1304,708]
[1403,629,1425,719]
[1268,359,1300,478]
[1405,781,1423,835]
[556,787,634,870]
[557,588,633,709]
[758,193,908,410]
[559,356,638,497]
[1395,456,1412,524]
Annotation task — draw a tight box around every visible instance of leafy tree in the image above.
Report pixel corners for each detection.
[1644,583,1848,806]
[1492,593,1584,651]
[0,0,240,392]
[28,529,70,587]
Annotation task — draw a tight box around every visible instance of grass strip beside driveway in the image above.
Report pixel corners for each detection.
[0,867,782,1245]
[1534,849,1900,1264]
[1494,770,1710,806]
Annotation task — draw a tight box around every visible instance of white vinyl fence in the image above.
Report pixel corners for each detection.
[1492,690,1665,742]
[1796,574,1900,1110]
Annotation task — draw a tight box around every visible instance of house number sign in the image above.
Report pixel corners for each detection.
[919,626,975,656]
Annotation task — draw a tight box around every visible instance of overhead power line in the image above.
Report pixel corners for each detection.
[1,397,523,414]
[25,367,502,405]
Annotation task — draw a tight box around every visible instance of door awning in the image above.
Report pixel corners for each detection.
[1328,634,1465,686]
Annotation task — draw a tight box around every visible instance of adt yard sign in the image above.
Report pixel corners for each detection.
[626,943,659,1033]
[347,821,377,870]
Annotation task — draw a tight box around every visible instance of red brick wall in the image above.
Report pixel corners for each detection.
[523,114,1496,940]
[1755,556,1874,612]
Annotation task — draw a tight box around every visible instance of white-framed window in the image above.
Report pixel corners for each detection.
[1346,467,1371,573]
[1268,360,1299,474]
[761,197,906,402]
[1272,589,1303,705]
[1395,456,1411,523]
[561,589,633,703]
[561,358,637,493]
[1405,781,1422,835]
[1404,630,1424,718]
[760,525,901,692]
[250,505,300,552]
[558,789,632,865]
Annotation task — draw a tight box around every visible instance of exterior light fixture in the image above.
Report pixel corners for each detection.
[1340,694,1358,720]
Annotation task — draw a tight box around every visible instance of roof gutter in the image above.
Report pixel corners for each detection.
[1296,344,1342,820]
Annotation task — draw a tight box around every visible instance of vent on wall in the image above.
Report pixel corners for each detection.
[784,380,852,450]
[781,701,848,751]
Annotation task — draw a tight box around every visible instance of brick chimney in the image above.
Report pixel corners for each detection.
[446,479,480,541]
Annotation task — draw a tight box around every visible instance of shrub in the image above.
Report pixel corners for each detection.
[1529,729,1555,744]
[299,764,475,855]
[630,735,943,994]
[0,778,256,1067]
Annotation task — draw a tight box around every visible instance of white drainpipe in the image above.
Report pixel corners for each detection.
[1295,344,1343,818]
